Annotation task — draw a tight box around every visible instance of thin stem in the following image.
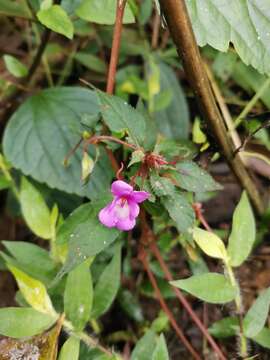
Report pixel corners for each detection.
[0,154,20,200]
[106,0,127,94]
[90,135,138,150]
[234,77,270,128]
[139,247,202,360]
[151,8,161,49]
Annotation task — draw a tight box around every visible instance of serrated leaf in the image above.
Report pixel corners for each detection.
[37,5,74,39]
[20,177,52,239]
[152,334,169,360]
[192,227,228,261]
[171,273,236,304]
[3,87,113,199]
[186,0,270,75]
[128,149,145,167]
[173,161,222,192]
[64,260,93,331]
[150,173,175,197]
[131,330,156,360]
[76,0,135,25]
[3,55,28,78]
[91,243,121,319]
[58,336,80,360]
[98,91,146,146]
[252,327,270,349]
[162,193,195,233]
[208,317,238,338]
[8,265,56,316]
[0,307,56,338]
[227,191,256,267]
[244,287,270,337]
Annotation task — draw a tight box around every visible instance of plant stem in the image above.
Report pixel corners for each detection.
[234,77,270,128]
[0,154,20,200]
[158,0,265,216]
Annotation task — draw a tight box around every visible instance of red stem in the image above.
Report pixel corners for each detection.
[150,242,226,360]
[193,203,212,232]
[139,247,202,360]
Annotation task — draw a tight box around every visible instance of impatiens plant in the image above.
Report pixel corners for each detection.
[1,0,270,359]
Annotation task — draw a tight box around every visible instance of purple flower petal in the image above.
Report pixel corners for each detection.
[111,180,133,197]
[116,217,136,231]
[130,191,150,203]
[98,202,117,228]
[128,200,140,218]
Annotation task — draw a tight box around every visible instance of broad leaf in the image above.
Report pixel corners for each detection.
[76,0,135,25]
[3,87,113,199]
[227,191,256,267]
[0,307,56,338]
[150,173,175,197]
[0,0,30,18]
[98,91,146,146]
[58,336,80,360]
[154,62,189,140]
[3,55,28,78]
[171,273,236,304]
[186,0,270,75]
[74,52,107,74]
[152,334,169,360]
[172,161,222,193]
[192,227,228,261]
[162,193,195,233]
[208,317,238,338]
[20,177,52,239]
[244,287,270,337]
[252,327,270,349]
[131,330,156,360]
[64,260,93,331]
[91,243,121,319]
[37,5,74,39]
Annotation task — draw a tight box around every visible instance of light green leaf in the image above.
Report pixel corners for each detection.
[0,175,11,191]
[186,0,270,75]
[64,260,93,331]
[154,62,189,140]
[227,191,256,267]
[58,336,80,360]
[252,327,270,349]
[97,91,146,146]
[208,317,238,338]
[76,0,135,25]
[0,307,56,338]
[74,52,107,74]
[37,5,74,39]
[128,149,145,167]
[3,55,28,78]
[173,161,222,192]
[20,177,52,239]
[244,287,270,337]
[152,334,169,360]
[91,243,121,319]
[150,173,175,197]
[171,273,236,304]
[8,265,56,316]
[3,87,113,199]
[192,227,228,261]
[162,193,195,233]
[81,152,94,182]
[131,330,156,360]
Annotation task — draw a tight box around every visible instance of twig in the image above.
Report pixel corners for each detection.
[139,246,202,360]
[192,203,212,232]
[158,0,265,215]
[151,8,161,49]
[106,0,127,94]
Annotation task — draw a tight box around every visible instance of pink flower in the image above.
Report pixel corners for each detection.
[99,180,150,231]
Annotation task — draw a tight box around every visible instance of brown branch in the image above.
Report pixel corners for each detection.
[150,241,227,360]
[158,0,265,216]
[139,246,202,360]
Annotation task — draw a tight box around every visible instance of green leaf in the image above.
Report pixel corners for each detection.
[76,0,135,25]
[91,243,121,319]
[64,260,93,331]
[162,193,195,233]
[37,5,74,39]
[8,265,56,316]
[59,336,80,360]
[252,327,270,349]
[186,0,270,75]
[3,55,28,78]
[131,330,156,360]
[0,1,30,18]
[0,175,11,191]
[152,334,169,360]
[74,52,107,74]
[171,273,236,304]
[154,62,189,140]
[208,317,238,338]
[20,177,52,239]
[150,173,175,197]
[56,201,120,278]
[117,289,144,323]
[0,307,56,338]
[192,227,228,261]
[172,161,222,192]
[3,87,113,199]
[97,91,146,146]
[227,191,256,267]
[244,287,270,337]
